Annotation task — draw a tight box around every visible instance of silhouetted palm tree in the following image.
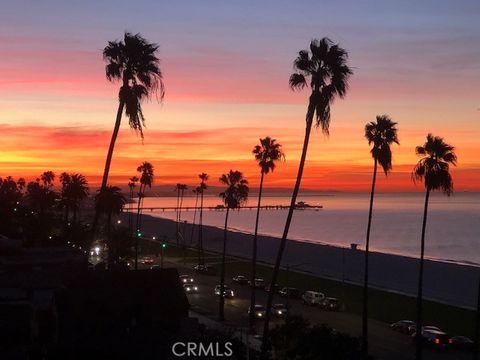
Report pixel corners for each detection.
[60,172,72,224]
[412,134,456,360]
[197,173,208,265]
[135,161,154,270]
[92,32,164,238]
[41,171,55,188]
[249,137,284,332]
[67,174,89,224]
[262,38,352,354]
[361,115,399,358]
[178,184,188,246]
[100,32,164,191]
[218,170,249,321]
[189,186,201,246]
[94,185,126,264]
[128,176,139,232]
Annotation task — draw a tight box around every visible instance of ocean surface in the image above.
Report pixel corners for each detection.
[134,192,480,266]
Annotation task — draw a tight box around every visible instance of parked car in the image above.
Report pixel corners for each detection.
[279,287,301,299]
[249,278,266,289]
[415,329,449,349]
[248,305,266,319]
[321,297,339,311]
[179,275,195,283]
[301,290,325,305]
[193,264,217,275]
[232,275,248,285]
[214,285,234,298]
[150,264,161,270]
[266,283,280,293]
[142,256,154,265]
[271,304,288,317]
[391,320,415,334]
[448,336,474,351]
[408,324,442,336]
[183,283,199,293]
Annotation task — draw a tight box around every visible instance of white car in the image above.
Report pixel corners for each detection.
[302,290,325,306]
[214,285,234,298]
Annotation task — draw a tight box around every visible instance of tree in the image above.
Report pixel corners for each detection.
[134,161,154,270]
[62,173,89,225]
[411,134,456,360]
[189,186,201,246]
[361,115,399,358]
[175,183,188,246]
[218,170,249,321]
[197,173,208,265]
[94,186,126,265]
[262,38,352,355]
[249,137,284,332]
[92,32,164,238]
[128,176,139,232]
[0,176,24,237]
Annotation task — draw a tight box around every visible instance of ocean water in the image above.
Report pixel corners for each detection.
[135,192,480,266]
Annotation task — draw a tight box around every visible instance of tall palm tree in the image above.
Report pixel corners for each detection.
[218,170,249,321]
[67,174,89,224]
[189,186,201,246]
[262,38,352,354]
[128,176,139,232]
[174,183,188,246]
[249,137,284,332]
[197,173,208,265]
[134,161,155,270]
[361,115,399,358]
[412,134,456,360]
[94,185,126,265]
[60,172,72,224]
[92,32,164,238]
[100,32,164,191]
[178,183,188,246]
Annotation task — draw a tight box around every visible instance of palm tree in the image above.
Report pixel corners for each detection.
[174,183,188,246]
[60,172,72,224]
[67,174,89,224]
[100,32,164,191]
[94,186,126,265]
[128,176,139,232]
[92,32,164,238]
[262,38,352,354]
[249,137,284,332]
[178,183,188,246]
[412,134,456,360]
[361,115,399,358]
[197,173,208,265]
[134,161,154,270]
[218,170,249,321]
[189,186,201,246]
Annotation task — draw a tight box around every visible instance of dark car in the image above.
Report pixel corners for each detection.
[232,275,249,285]
[391,320,415,334]
[248,305,266,319]
[266,283,280,293]
[193,264,217,275]
[448,336,474,351]
[271,304,288,317]
[142,256,154,265]
[179,275,195,283]
[415,329,449,349]
[279,287,300,298]
[321,297,339,311]
[214,285,234,298]
[248,278,266,289]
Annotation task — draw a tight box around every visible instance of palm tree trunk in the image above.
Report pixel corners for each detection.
[219,206,230,321]
[176,188,180,246]
[190,193,199,246]
[198,191,205,265]
[134,184,144,270]
[362,158,378,359]
[249,171,265,332]
[128,188,133,232]
[91,99,125,239]
[261,96,316,356]
[415,187,431,360]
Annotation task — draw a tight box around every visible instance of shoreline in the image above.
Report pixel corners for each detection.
[128,213,480,309]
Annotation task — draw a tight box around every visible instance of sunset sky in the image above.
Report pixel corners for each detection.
[1,1,479,192]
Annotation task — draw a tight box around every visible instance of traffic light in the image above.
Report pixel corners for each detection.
[161,242,167,249]
[136,230,142,237]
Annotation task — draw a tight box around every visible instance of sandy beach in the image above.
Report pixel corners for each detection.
[132,213,480,309]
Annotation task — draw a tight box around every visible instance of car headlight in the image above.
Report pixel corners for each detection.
[186,288,190,291]
[230,291,234,296]
[258,313,262,317]
[278,310,282,314]
[194,286,198,291]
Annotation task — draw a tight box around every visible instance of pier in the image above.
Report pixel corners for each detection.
[131,204,323,212]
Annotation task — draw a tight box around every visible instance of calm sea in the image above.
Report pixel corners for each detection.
[135,192,480,266]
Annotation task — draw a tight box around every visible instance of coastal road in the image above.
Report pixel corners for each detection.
[155,258,472,360]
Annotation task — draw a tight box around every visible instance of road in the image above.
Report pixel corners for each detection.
[141,256,472,360]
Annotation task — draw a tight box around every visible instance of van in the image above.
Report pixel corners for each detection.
[301,290,325,306]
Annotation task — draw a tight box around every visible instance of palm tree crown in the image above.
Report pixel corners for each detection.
[219,170,249,209]
[365,115,399,175]
[252,137,285,174]
[128,176,139,191]
[289,38,352,134]
[95,186,126,216]
[137,162,154,189]
[103,32,165,138]
[412,134,457,195]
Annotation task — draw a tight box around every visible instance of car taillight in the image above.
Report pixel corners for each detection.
[448,339,453,344]
[434,338,440,345]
